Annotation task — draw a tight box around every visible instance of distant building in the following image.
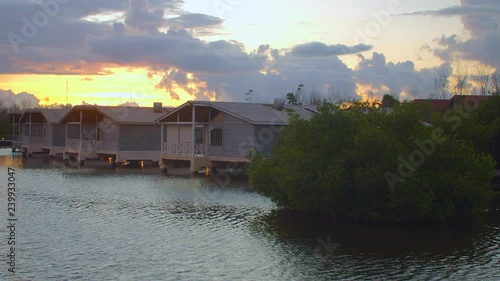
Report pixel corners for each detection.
[414,95,491,114]
[413,99,451,113]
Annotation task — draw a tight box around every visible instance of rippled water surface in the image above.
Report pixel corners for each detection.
[0,149,499,280]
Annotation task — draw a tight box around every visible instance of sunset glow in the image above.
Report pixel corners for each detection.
[1,0,498,107]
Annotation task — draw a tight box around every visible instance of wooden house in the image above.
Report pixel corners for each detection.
[60,104,170,164]
[155,100,313,173]
[17,109,68,156]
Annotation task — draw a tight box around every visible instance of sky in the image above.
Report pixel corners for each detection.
[0,0,499,107]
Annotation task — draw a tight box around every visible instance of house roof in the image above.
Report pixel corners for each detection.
[413,99,451,113]
[60,105,172,124]
[98,106,172,123]
[156,101,314,125]
[303,105,319,114]
[19,109,69,123]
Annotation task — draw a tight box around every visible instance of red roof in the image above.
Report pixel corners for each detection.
[413,99,451,113]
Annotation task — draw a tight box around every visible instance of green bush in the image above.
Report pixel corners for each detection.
[247,102,495,223]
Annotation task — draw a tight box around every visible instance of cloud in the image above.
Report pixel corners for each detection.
[353,53,448,99]
[408,0,500,69]
[89,29,266,74]
[125,0,165,33]
[0,89,40,108]
[402,3,500,16]
[0,0,463,105]
[166,13,223,29]
[290,42,372,57]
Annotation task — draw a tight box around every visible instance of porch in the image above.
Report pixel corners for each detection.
[23,135,46,146]
[162,142,210,157]
[65,139,98,153]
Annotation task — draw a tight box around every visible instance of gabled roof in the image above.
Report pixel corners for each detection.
[60,105,172,124]
[19,109,69,123]
[98,106,172,123]
[155,101,314,125]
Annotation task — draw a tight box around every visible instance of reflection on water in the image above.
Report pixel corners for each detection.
[0,149,499,280]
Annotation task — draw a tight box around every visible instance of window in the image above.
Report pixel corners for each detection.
[210,129,222,146]
[97,129,104,141]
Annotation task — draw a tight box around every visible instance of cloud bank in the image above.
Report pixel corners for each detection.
[0,0,498,105]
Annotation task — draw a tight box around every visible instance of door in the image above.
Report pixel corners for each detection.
[194,126,205,155]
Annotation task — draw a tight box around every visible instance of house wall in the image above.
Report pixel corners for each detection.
[254,125,284,156]
[222,124,254,158]
[209,112,254,158]
[52,124,66,146]
[119,124,161,151]
[99,118,119,150]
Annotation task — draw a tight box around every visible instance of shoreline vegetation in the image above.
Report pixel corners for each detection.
[247,95,500,224]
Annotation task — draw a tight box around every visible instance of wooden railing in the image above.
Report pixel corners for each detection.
[66,139,98,151]
[66,139,80,150]
[82,140,97,150]
[163,142,209,157]
[21,136,45,145]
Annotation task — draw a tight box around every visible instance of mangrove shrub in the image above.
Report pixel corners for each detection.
[247,102,495,223]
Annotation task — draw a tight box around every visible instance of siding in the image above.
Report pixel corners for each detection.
[119,124,161,151]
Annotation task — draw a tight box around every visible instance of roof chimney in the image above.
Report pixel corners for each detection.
[153,102,162,113]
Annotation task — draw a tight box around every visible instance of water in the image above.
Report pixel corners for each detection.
[0,149,499,280]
